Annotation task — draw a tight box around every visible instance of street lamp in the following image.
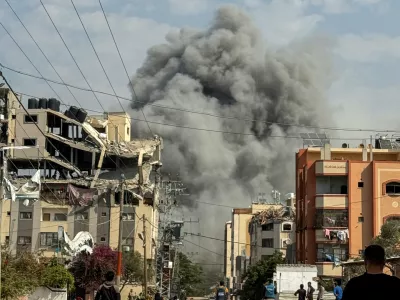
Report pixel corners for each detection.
[0,145,39,299]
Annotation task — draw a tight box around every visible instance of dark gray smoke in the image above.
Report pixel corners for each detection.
[129,5,333,253]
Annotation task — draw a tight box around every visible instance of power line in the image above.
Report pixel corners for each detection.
[97,0,152,135]
[38,0,140,165]
[1,63,397,134]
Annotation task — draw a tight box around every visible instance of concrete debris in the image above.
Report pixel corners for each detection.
[251,206,295,226]
[104,136,161,157]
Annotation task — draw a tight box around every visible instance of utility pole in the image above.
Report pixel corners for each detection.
[143,214,148,299]
[156,178,188,299]
[116,173,125,287]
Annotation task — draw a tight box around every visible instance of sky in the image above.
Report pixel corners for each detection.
[0,0,399,143]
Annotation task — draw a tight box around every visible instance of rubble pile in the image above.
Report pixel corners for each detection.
[105,137,161,157]
[251,206,295,225]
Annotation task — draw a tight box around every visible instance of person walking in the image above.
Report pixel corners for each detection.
[342,244,400,299]
[294,284,307,300]
[128,289,135,300]
[263,280,276,299]
[215,281,229,300]
[94,271,121,300]
[306,282,315,300]
[316,282,325,300]
[333,282,342,300]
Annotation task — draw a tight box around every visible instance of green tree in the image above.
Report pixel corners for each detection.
[121,250,144,291]
[1,249,43,299]
[41,258,74,290]
[174,252,204,296]
[371,220,400,273]
[240,251,285,300]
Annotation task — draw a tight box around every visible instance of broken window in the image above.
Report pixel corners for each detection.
[54,213,67,221]
[75,212,88,220]
[122,213,135,221]
[262,238,273,248]
[261,223,273,231]
[24,115,38,123]
[20,212,32,219]
[40,232,58,247]
[282,223,292,231]
[23,138,37,146]
[18,236,31,245]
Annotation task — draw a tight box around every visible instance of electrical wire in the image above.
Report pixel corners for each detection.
[97,0,152,135]
[1,63,398,135]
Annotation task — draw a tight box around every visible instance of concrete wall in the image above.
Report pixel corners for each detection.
[20,286,67,300]
[13,109,47,159]
[107,112,131,142]
[224,221,232,289]
[274,265,317,293]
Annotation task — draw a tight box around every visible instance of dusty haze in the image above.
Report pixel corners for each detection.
[128,5,334,257]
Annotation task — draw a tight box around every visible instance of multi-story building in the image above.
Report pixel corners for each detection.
[226,201,289,294]
[224,221,232,289]
[248,204,295,265]
[0,88,162,268]
[296,139,400,279]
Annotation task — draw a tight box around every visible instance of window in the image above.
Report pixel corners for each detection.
[54,213,67,221]
[358,181,364,188]
[261,223,273,231]
[75,212,88,220]
[316,176,348,194]
[23,138,36,146]
[127,127,130,136]
[42,213,50,221]
[315,209,348,228]
[316,244,348,262]
[386,182,400,194]
[122,213,135,221]
[262,238,273,248]
[40,232,58,247]
[100,237,106,242]
[24,115,38,123]
[282,223,292,231]
[5,236,9,244]
[101,212,107,217]
[7,211,10,216]
[20,212,32,219]
[124,238,134,245]
[358,216,364,223]
[18,236,32,245]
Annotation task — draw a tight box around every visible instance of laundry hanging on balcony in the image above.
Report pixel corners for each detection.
[3,170,41,204]
[324,229,349,241]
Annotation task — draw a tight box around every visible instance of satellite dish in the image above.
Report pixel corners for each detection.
[284,238,292,246]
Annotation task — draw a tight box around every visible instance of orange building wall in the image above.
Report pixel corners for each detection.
[348,162,373,258]
[296,147,400,272]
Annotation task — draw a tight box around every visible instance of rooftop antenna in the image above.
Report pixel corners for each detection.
[271,189,281,204]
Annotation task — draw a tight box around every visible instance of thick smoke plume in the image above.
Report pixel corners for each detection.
[129,6,333,255]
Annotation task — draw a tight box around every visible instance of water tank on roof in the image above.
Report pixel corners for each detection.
[342,143,348,148]
[69,106,79,120]
[28,98,38,109]
[38,98,48,109]
[76,108,87,123]
[48,98,60,112]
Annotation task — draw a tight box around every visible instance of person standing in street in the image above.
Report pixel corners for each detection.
[263,280,276,299]
[316,282,325,300]
[94,271,121,300]
[294,284,307,300]
[306,282,315,300]
[215,281,229,300]
[333,282,342,300]
[342,244,400,299]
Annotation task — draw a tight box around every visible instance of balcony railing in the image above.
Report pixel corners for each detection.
[315,209,348,228]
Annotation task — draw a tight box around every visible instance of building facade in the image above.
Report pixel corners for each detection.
[296,141,400,278]
[249,205,295,265]
[0,88,162,266]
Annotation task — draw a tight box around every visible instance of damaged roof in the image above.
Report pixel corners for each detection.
[250,206,295,226]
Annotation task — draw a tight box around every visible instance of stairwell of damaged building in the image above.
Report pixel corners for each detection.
[0,88,162,295]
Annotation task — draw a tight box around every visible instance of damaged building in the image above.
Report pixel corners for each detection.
[0,87,162,261]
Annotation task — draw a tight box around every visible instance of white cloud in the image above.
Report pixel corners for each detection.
[0,1,174,111]
[243,0,324,46]
[336,33,400,62]
[168,0,210,15]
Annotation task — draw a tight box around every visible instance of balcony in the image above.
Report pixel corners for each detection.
[316,161,348,175]
[316,195,348,208]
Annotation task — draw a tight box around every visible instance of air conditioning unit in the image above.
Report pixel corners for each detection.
[122,246,130,252]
